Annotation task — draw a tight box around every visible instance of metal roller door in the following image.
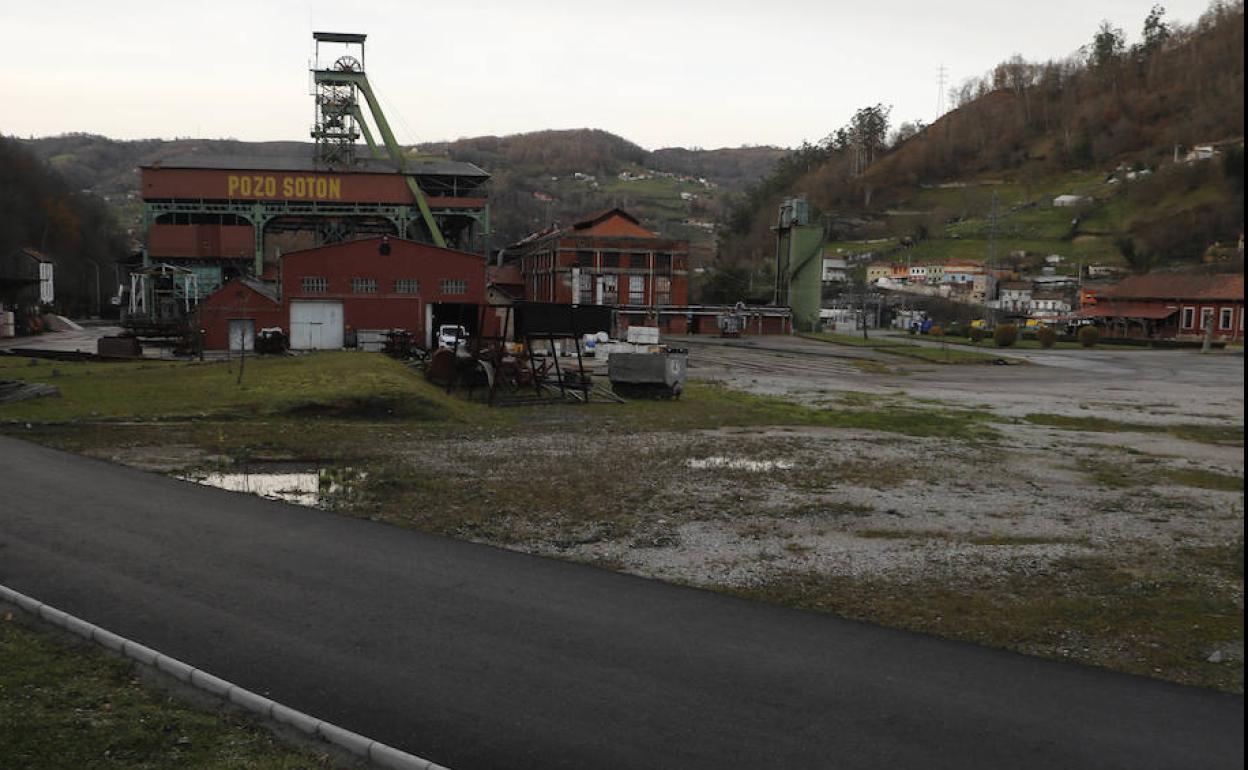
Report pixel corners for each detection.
[289,300,344,350]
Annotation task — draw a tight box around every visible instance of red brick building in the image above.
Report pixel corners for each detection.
[196,236,486,350]
[504,208,688,310]
[1080,273,1244,340]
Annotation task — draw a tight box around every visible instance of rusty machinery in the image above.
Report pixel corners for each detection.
[422,302,622,406]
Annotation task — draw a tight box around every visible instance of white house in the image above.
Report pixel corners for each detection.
[994,281,1033,313]
[822,256,849,283]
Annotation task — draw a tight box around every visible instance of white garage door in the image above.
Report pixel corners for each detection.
[290,301,344,350]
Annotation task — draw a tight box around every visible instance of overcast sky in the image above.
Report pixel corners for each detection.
[1,0,1217,150]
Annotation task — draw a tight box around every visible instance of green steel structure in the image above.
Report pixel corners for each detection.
[310,31,446,248]
[142,194,488,279]
[773,198,824,332]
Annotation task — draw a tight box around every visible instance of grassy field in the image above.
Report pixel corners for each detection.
[736,542,1243,691]
[0,352,486,424]
[0,612,349,770]
[1024,413,1245,446]
[861,170,1155,269]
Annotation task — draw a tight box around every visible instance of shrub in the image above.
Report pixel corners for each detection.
[1078,325,1100,347]
[969,327,986,344]
[1036,326,1057,348]
[993,324,1018,347]
[929,325,944,337]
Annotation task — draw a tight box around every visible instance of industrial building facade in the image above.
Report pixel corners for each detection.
[196,237,487,350]
[142,153,489,297]
[503,208,702,334]
[1081,273,1244,340]
[505,209,689,305]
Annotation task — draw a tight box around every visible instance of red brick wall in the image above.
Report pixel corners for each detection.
[281,237,486,342]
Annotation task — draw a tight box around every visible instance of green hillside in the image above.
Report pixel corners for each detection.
[723,3,1245,277]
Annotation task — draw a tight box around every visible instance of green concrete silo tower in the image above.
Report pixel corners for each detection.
[773,197,824,332]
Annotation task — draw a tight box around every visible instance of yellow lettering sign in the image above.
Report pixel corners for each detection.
[225,174,343,200]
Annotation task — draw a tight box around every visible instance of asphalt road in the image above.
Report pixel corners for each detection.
[1,435,1242,770]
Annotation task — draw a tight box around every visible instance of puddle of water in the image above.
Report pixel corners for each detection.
[687,456,794,472]
[179,464,365,509]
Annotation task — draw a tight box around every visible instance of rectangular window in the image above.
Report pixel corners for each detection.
[600,274,618,305]
[1181,307,1196,329]
[1200,307,1215,330]
[576,251,595,268]
[579,273,594,305]
[628,275,645,305]
[351,277,378,294]
[654,254,671,272]
[655,276,672,306]
[300,276,328,293]
[602,252,620,268]
[1218,307,1232,330]
[440,279,468,296]
[394,279,420,294]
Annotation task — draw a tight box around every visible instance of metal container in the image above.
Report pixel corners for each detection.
[608,348,687,399]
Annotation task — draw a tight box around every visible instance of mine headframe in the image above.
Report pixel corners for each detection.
[310,31,446,248]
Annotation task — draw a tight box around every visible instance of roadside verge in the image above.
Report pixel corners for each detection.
[0,583,450,770]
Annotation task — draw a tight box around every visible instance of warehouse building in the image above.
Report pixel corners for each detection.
[1080,272,1244,340]
[196,236,486,350]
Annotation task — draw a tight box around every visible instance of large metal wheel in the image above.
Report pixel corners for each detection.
[334,55,362,72]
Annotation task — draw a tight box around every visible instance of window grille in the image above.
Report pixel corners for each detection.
[440,279,468,295]
[301,276,328,293]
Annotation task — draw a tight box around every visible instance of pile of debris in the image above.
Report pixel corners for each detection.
[0,379,60,404]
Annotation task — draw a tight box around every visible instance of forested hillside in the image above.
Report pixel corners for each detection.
[0,136,129,315]
[416,130,786,256]
[718,2,1245,286]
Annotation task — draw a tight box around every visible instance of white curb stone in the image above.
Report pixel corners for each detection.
[1,583,448,770]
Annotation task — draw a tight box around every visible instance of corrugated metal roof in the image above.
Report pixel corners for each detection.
[1101,273,1244,302]
[146,152,488,178]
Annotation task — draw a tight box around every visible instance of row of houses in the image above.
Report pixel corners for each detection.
[858,254,1244,340]
[864,259,999,304]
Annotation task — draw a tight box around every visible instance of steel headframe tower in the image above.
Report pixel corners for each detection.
[310,32,446,247]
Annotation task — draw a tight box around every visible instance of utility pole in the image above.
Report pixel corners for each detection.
[936,63,948,118]
[987,191,1000,326]
[91,260,101,318]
